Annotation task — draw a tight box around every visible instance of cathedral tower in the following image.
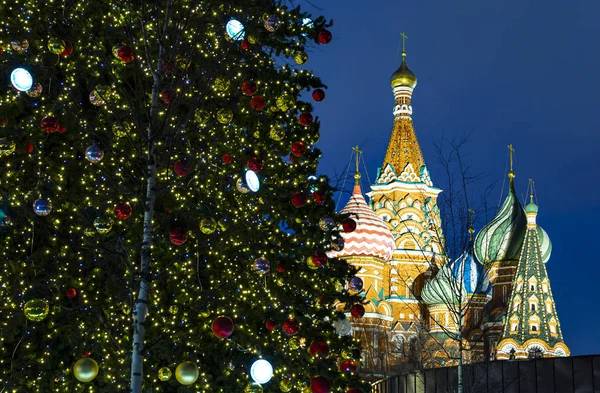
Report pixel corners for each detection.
[368,36,444,329]
[495,188,569,359]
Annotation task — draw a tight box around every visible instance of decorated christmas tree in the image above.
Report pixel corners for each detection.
[0,1,366,392]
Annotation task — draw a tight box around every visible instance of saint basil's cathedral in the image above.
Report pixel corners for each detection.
[329,43,569,374]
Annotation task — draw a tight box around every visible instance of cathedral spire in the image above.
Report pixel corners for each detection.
[378,35,431,186]
[496,190,570,359]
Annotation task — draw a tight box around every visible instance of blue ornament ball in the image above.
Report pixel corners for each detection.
[85,145,104,163]
[33,199,52,216]
[349,277,364,292]
[253,257,270,274]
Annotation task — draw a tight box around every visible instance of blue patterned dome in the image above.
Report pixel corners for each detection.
[474,179,526,264]
[450,244,491,296]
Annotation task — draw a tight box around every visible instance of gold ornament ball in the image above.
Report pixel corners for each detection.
[280,378,293,392]
[213,77,231,92]
[195,109,210,126]
[24,298,49,322]
[294,51,308,65]
[302,387,311,393]
[73,358,99,383]
[200,218,217,235]
[158,367,172,382]
[175,361,199,385]
[121,302,131,315]
[270,125,285,141]
[306,256,319,270]
[246,382,263,393]
[93,216,113,234]
[289,337,300,350]
[341,349,353,359]
[47,37,66,54]
[26,82,43,98]
[90,85,111,106]
[236,178,250,193]
[247,34,259,44]
[276,94,295,111]
[216,108,233,124]
[11,39,29,52]
[0,140,16,157]
[169,305,179,315]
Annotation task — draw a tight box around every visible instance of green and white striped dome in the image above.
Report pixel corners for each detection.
[474,181,527,265]
[421,266,466,306]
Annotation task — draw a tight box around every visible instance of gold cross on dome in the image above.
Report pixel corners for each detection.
[401,32,408,53]
[352,145,362,173]
[508,144,515,172]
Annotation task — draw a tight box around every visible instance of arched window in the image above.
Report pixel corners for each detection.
[531,304,536,311]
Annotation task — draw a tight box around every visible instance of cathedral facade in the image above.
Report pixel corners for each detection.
[329,47,569,375]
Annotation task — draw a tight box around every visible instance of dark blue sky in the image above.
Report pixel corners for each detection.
[304,0,600,356]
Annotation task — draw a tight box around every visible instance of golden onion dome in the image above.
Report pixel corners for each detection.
[390,53,417,89]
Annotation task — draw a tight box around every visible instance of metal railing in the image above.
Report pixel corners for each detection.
[371,355,600,393]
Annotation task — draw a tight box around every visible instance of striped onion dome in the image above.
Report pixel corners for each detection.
[527,200,552,263]
[450,243,491,296]
[537,226,552,263]
[421,265,466,306]
[328,183,395,262]
[474,178,527,265]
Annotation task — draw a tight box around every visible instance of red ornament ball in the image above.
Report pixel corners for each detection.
[342,218,357,233]
[265,320,277,331]
[241,40,250,50]
[174,160,191,176]
[247,156,263,172]
[340,360,358,373]
[291,192,307,208]
[66,288,77,299]
[60,41,73,57]
[308,341,329,358]
[57,125,67,134]
[312,251,328,267]
[161,61,174,74]
[242,80,258,96]
[318,29,332,44]
[114,202,132,220]
[41,116,60,133]
[160,88,177,104]
[312,89,325,102]
[347,389,363,393]
[222,154,232,164]
[0,46,3,55]
[350,304,365,318]
[117,45,135,63]
[311,376,331,393]
[212,315,235,338]
[312,190,326,205]
[276,263,285,272]
[298,112,313,126]
[250,95,265,111]
[169,227,188,246]
[291,141,307,157]
[23,142,33,153]
[283,318,300,335]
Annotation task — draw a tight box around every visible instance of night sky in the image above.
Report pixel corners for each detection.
[303,0,600,356]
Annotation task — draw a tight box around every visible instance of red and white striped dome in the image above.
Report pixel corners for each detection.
[329,183,395,261]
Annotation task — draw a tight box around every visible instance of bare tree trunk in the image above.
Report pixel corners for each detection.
[457,327,463,393]
[130,140,157,393]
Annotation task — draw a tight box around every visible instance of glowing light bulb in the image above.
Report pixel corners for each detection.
[10,68,33,91]
[250,359,273,384]
[226,19,245,41]
[245,170,260,192]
